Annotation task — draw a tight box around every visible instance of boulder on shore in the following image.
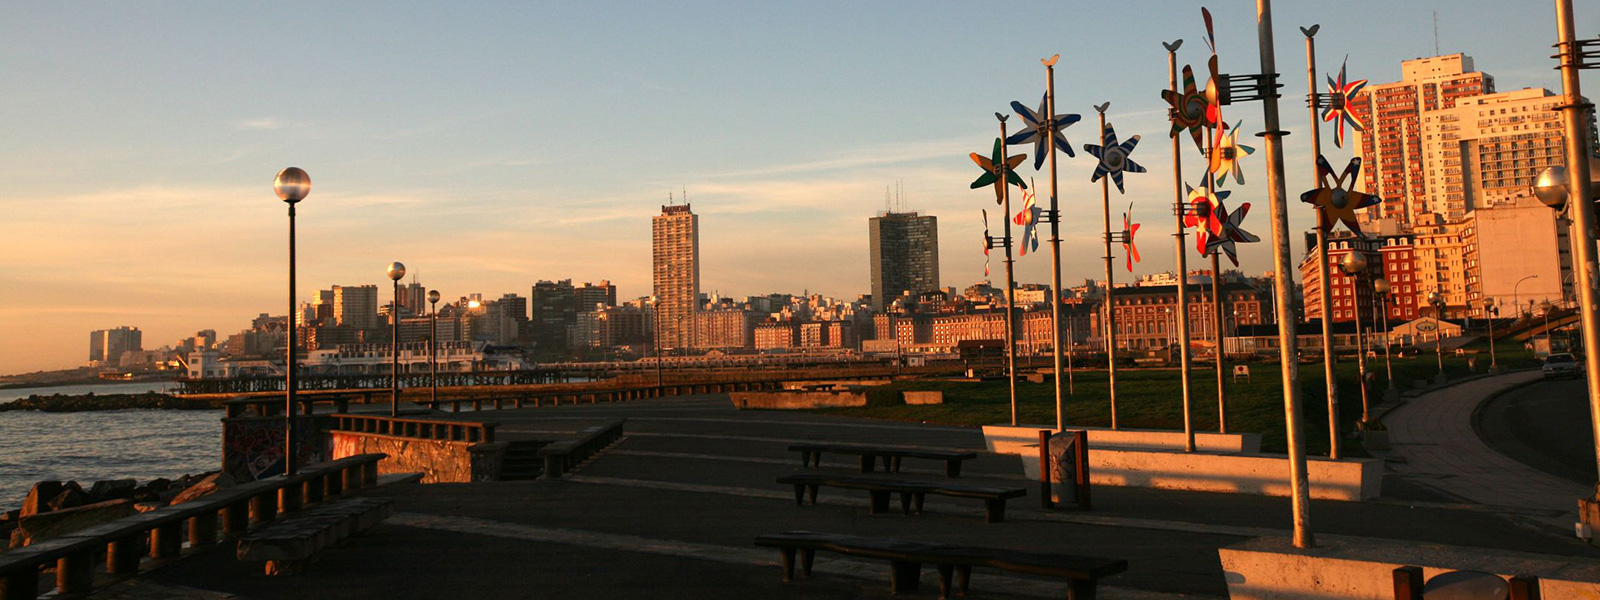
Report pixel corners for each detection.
[87,479,137,503]
[20,481,64,518]
[8,499,137,549]
[170,471,234,505]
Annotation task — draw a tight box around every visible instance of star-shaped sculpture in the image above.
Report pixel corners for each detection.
[1007,93,1081,170]
[1013,188,1042,256]
[969,138,1027,204]
[1185,182,1230,253]
[1300,155,1382,237]
[1204,202,1260,267]
[1323,57,1368,149]
[1209,120,1257,186]
[1122,202,1141,272]
[1161,65,1210,152]
[1084,123,1146,194]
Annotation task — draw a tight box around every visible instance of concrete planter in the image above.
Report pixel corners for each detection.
[1219,535,1600,599]
[729,391,867,409]
[1017,446,1383,501]
[981,424,1262,454]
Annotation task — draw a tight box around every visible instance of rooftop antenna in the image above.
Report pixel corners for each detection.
[682,185,687,205]
[668,190,674,205]
[885,185,892,213]
[1433,11,1440,56]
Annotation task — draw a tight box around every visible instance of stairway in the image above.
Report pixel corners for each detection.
[500,440,549,481]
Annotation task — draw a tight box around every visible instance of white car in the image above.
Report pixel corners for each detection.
[1543,353,1582,379]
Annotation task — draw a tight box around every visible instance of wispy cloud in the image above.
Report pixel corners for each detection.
[235,118,283,131]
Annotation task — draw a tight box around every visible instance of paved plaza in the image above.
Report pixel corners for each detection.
[114,380,1600,599]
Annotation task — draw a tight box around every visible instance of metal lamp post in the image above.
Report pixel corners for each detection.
[1427,290,1445,375]
[428,289,440,405]
[1340,252,1371,424]
[1484,297,1498,372]
[1514,275,1540,321]
[273,167,310,477]
[1164,38,1197,448]
[1302,24,1342,460]
[388,262,406,416]
[1374,277,1396,398]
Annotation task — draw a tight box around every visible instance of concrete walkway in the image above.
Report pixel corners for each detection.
[1384,370,1591,531]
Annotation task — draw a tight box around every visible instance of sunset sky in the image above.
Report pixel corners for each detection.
[0,1,1576,374]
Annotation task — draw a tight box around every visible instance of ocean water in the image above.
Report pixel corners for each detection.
[0,409,221,511]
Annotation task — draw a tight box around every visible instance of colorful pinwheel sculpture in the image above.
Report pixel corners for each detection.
[1323,57,1368,149]
[1200,7,1223,128]
[1161,65,1210,152]
[1084,123,1146,193]
[1209,120,1257,186]
[981,209,992,277]
[1013,188,1042,256]
[1184,182,1229,253]
[1204,202,1260,267]
[969,138,1028,203]
[1007,94,1081,169]
[1122,203,1141,272]
[1300,155,1382,237]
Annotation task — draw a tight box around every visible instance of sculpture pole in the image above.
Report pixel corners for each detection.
[1165,41,1196,451]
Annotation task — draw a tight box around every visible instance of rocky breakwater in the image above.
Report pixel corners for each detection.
[0,391,212,412]
[0,472,234,550]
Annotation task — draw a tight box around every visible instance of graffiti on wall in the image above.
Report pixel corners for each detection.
[222,417,328,482]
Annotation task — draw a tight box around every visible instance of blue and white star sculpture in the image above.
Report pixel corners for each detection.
[1084,123,1146,193]
[1006,93,1081,169]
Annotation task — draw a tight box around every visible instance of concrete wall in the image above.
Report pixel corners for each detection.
[331,432,505,483]
[983,424,1262,454]
[903,391,943,405]
[729,391,867,409]
[1219,535,1600,599]
[1017,446,1382,501]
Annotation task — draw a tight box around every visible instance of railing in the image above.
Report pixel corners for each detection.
[329,413,497,444]
[537,419,626,479]
[0,453,386,600]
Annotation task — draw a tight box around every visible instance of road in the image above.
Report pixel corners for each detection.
[1477,377,1597,485]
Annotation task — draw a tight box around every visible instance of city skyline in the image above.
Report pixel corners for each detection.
[0,2,1570,374]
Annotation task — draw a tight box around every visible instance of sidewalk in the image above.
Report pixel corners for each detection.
[1383,370,1591,531]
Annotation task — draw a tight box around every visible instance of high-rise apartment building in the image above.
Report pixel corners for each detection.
[575,280,618,312]
[653,204,699,351]
[89,326,142,365]
[1351,53,1494,224]
[333,285,379,330]
[868,212,940,311]
[1420,87,1572,220]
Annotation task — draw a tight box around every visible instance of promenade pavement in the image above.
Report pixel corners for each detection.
[115,392,1600,599]
[1382,369,1593,532]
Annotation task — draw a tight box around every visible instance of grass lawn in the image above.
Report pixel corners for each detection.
[817,345,1544,456]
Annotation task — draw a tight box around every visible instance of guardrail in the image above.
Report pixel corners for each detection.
[0,453,386,600]
[537,419,626,479]
[328,414,497,444]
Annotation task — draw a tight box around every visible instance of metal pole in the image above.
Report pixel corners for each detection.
[1435,299,1445,373]
[1067,318,1076,394]
[1166,42,1196,451]
[1487,303,1497,371]
[285,203,297,477]
[1098,107,1120,429]
[1352,269,1370,423]
[1304,27,1341,459]
[999,117,1020,427]
[1557,0,1600,500]
[1257,0,1313,548]
[391,279,400,416]
[430,300,438,405]
[1046,58,1067,432]
[1211,253,1227,433]
[1381,292,1394,391]
[654,300,664,388]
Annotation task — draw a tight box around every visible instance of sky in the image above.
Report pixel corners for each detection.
[0,1,1588,374]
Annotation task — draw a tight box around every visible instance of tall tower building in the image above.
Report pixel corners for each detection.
[653,204,699,351]
[332,284,379,330]
[1421,87,1575,220]
[868,212,940,311]
[1351,53,1494,225]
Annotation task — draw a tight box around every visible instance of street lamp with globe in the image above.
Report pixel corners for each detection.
[273,167,310,477]
[428,289,441,404]
[1427,290,1445,375]
[1373,277,1395,398]
[387,261,406,416]
[1339,252,1372,423]
[1484,297,1498,372]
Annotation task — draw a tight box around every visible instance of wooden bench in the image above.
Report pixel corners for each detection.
[755,531,1127,600]
[776,474,1025,523]
[236,496,393,575]
[788,443,979,477]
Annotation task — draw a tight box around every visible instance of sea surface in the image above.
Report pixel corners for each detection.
[0,382,219,511]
